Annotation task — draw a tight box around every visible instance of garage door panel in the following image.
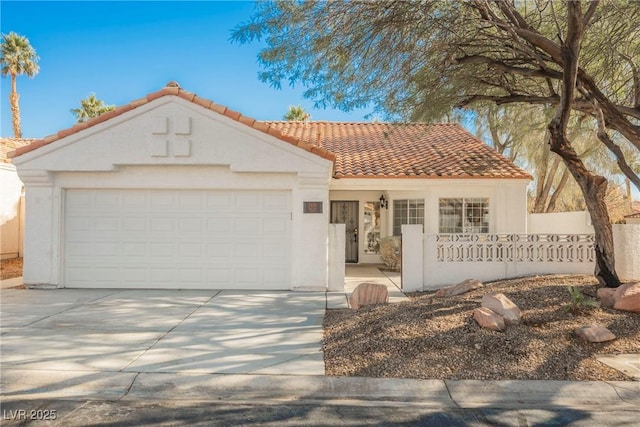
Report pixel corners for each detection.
[95,192,120,210]
[150,192,176,209]
[234,242,261,258]
[264,217,288,233]
[178,192,204,209]
[64,189,291,289]
[150,242,175,257]
[235,217,261,233]
[206,192,233,209]
[179,243,203,257]
[123,267,147,283]
[263,192,291,211]
[179,218,202,232]
[123,217,147,232]
[151,268,177,283]
[207,218,232,233]
[122,191,147,208]
[235,193,260,209]
[123,242,146,256]
[94,242,119,256]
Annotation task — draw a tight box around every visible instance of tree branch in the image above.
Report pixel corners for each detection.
[582,1,600,29]
[593,100,640,192]
[454,55,563,79]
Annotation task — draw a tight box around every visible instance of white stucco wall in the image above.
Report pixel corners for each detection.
[330,179,529,264]
[528,211,594,234]
[613,224,640,281]
[0,163,24,259]
[13,96,333,290]
[0,195,23,259]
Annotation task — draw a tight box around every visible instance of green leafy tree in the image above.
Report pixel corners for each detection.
[71,93,115,123]
[283,105,310,121]
[233,1,640,287]
[0,32,39,138]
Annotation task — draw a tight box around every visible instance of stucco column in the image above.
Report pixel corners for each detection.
[401,224,424,292]
[328,223,346,291]
[613,224,640,281]
[19,171,56,286]
[293,173,330,291]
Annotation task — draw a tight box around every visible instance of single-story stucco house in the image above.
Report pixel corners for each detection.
[9,82,531,290]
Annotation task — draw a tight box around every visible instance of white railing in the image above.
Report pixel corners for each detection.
[436,234,595,263]
[402,224,639,292]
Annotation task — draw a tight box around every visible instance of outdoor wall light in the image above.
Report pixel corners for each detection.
[379,194,389,209]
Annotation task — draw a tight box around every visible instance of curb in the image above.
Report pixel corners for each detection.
[3,370,639,409]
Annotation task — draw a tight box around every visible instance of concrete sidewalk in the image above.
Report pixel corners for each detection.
[2,370,639,410]
[328,264,408,309]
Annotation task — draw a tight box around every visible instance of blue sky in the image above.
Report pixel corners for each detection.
[1,1,373,138]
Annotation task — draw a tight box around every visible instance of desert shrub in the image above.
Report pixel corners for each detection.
[379,236,401,271]
[564,286,599,313]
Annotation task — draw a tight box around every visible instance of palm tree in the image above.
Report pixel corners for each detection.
[283,105,310,121]
[71,93,115,123]
[0,32,39,138]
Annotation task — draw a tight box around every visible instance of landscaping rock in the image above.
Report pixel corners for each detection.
[435,279,483,298]
[481,292,522,325]
[574,323,616,343]
[473,307,505,332]
[613,282,640,313]
[349,282,389,310]
[597,288,616,309]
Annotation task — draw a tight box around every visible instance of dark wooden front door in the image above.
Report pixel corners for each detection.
[331,201,359,263]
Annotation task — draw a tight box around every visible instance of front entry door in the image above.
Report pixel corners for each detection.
[331,201,359,263]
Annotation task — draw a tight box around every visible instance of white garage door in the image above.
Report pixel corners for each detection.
[64,189,292,289]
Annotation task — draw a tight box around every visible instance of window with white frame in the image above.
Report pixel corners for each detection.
[439,198,489,233]
[393,199,424,235]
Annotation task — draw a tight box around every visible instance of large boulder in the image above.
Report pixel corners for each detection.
[349,282,389,310]
[574,323,616,343]
[435,279,483,298]
[613,282,640,313]
[473,307,505,332]
[597,288,616,309]
[481,293,522,325]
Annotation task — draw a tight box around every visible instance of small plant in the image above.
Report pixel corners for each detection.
[564,286,599,313]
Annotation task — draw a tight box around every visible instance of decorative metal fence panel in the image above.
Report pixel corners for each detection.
[436,234,595,263]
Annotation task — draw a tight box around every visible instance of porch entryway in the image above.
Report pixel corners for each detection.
[330,201,359,263]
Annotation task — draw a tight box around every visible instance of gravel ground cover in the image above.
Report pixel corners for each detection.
[324,275,639,380]
[0,257,22,280]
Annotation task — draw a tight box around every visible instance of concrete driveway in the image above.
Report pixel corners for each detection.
[0,288,326,377]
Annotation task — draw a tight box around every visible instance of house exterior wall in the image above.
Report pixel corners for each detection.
[528,211,594,234]
[613,224,640,281]
[0,163,24,260]
[13,97,332,290]
[330,178,529,264]
[0,197,23,260]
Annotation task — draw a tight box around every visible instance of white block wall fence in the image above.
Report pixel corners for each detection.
[401,224,640,292]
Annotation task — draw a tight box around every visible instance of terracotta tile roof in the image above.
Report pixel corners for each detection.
[8,82,335,162]
[8,82,529,180]
[265,121,531,179]
[1,137,37,163]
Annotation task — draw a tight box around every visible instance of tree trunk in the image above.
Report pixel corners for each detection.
[549,134,621,288]
[10,74,21,139]
[533,156,561,213]
[545,167,571,213]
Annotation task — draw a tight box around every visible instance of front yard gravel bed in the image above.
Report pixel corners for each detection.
[323,275,639,380]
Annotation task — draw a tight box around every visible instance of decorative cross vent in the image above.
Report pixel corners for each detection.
[149,116,192,157]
